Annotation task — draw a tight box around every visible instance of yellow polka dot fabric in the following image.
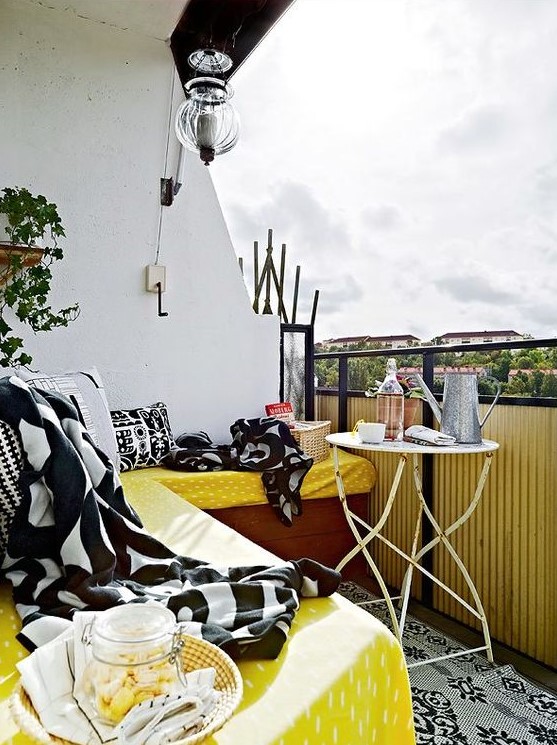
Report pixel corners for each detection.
[0,581,28,743]
[0,585,25,677]
[121,449,376,511]
[129,485,415,745]
[209,597,415,745]
[0,471,415,745]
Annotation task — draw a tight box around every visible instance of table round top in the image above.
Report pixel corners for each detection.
[326,432,499,455]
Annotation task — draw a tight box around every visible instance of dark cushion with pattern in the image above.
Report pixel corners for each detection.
[110,402,174,472]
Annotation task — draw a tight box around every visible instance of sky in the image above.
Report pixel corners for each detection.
[210,0,557,344]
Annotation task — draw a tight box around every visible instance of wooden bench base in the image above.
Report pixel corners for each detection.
[206,493,369,580]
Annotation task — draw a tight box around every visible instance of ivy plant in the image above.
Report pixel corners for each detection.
[0,186,79,368]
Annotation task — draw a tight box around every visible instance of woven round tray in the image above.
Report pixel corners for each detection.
[10,634,243,745]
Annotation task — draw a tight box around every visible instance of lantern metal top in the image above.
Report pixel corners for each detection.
[187,49,233,75]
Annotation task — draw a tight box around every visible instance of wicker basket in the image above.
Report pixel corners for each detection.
[10,634,243,745]
[290,420,331,463]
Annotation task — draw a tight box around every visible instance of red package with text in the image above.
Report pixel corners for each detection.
[265,402,295,424]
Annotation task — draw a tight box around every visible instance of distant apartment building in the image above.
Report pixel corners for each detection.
[319,334,422,349]
[507,368,557,380]
[319,335,371,349]
[318,330,524,350]
[437,330,523,345]
[399,366,487,378]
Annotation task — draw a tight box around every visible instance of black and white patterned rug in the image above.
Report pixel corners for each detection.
[339,582,557,745]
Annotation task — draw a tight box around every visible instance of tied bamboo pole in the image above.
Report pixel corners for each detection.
[310,289,320,326]
[249,228,319,327]
[252,241,259,313]
[262,229,273,315]
[291,265,300,323]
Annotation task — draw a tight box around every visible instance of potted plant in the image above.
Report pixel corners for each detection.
[0,186,79,368]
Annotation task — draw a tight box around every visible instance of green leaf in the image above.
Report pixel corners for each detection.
[0,186,79,366]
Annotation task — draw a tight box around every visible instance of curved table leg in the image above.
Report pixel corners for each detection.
[397,454,424,636]
[408,451,494,661]
[331,442,494,664]
[332,444,406,642]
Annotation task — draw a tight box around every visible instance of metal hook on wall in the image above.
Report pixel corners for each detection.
[156,282,168,317]
[145,265,169,317]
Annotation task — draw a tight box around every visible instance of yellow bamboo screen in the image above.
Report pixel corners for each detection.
[434,404,557,666]
[316,393,557,668]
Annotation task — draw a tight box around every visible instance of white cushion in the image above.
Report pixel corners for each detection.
[16,367,120,469]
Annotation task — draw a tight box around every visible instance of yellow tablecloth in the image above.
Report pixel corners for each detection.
[0,478,415,745]
[121,449,376,511]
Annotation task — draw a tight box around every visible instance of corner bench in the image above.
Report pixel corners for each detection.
[121,449,376,578]
[0,461,415,744]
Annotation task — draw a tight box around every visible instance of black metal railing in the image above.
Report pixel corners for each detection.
[280,323,315,420]
[315,337,557,432]
[314,336,557,606]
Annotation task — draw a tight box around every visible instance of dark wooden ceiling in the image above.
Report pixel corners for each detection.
[170,0,296,89]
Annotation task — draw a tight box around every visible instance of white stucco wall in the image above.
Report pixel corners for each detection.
[0,0,280,442]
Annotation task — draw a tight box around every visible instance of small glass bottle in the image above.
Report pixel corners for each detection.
[85,604,183,724]
[376,358,404,441]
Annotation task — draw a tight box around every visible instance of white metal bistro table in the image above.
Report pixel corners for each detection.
[326,432,499,668]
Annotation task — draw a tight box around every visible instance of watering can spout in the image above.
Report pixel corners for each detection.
[413,373,442,424]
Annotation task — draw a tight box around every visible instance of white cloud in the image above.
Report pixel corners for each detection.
[223,180,351,259]
[535,158,557,207]
[362,203,406,231]
[211,0,557,343]
[437,103,512,153]
[297,273,365,321]
[433,273,515,305]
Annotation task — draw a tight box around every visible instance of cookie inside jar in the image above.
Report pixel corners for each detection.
[85,604,182,724]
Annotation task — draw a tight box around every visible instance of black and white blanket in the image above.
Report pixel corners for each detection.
[164,418,313,526]
[0,377,340,657]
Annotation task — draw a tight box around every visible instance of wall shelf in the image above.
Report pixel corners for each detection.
[0,243,44,283]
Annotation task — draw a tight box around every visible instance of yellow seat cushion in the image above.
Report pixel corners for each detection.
[0,474,415,745]
[121,449,376,510]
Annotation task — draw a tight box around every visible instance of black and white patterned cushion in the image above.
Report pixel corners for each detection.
[110,402,174,472]
[0,419,24,557]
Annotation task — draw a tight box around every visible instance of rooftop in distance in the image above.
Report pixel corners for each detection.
[317,330,524,349]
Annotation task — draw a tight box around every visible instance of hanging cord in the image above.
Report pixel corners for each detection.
[155,65,177,265]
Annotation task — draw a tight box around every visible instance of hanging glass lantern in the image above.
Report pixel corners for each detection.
[175,50,240,166]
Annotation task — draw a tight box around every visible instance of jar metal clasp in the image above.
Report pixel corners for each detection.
[81,619,94,646]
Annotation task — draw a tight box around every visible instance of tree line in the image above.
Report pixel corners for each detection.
[314,344,557,398]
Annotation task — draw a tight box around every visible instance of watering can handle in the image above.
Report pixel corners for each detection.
[479,375,502,428]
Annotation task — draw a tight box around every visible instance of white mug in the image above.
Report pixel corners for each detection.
[358,422,386,444]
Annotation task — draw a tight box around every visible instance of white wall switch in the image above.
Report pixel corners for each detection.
[146,264,166,292]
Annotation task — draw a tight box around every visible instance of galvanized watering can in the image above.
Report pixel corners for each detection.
[413,372,502,444]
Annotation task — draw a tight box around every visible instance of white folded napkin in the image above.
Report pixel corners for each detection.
[17,625,102,745]
[404,425,456,446]
[117,669,219,745]
[17,610,219,745]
